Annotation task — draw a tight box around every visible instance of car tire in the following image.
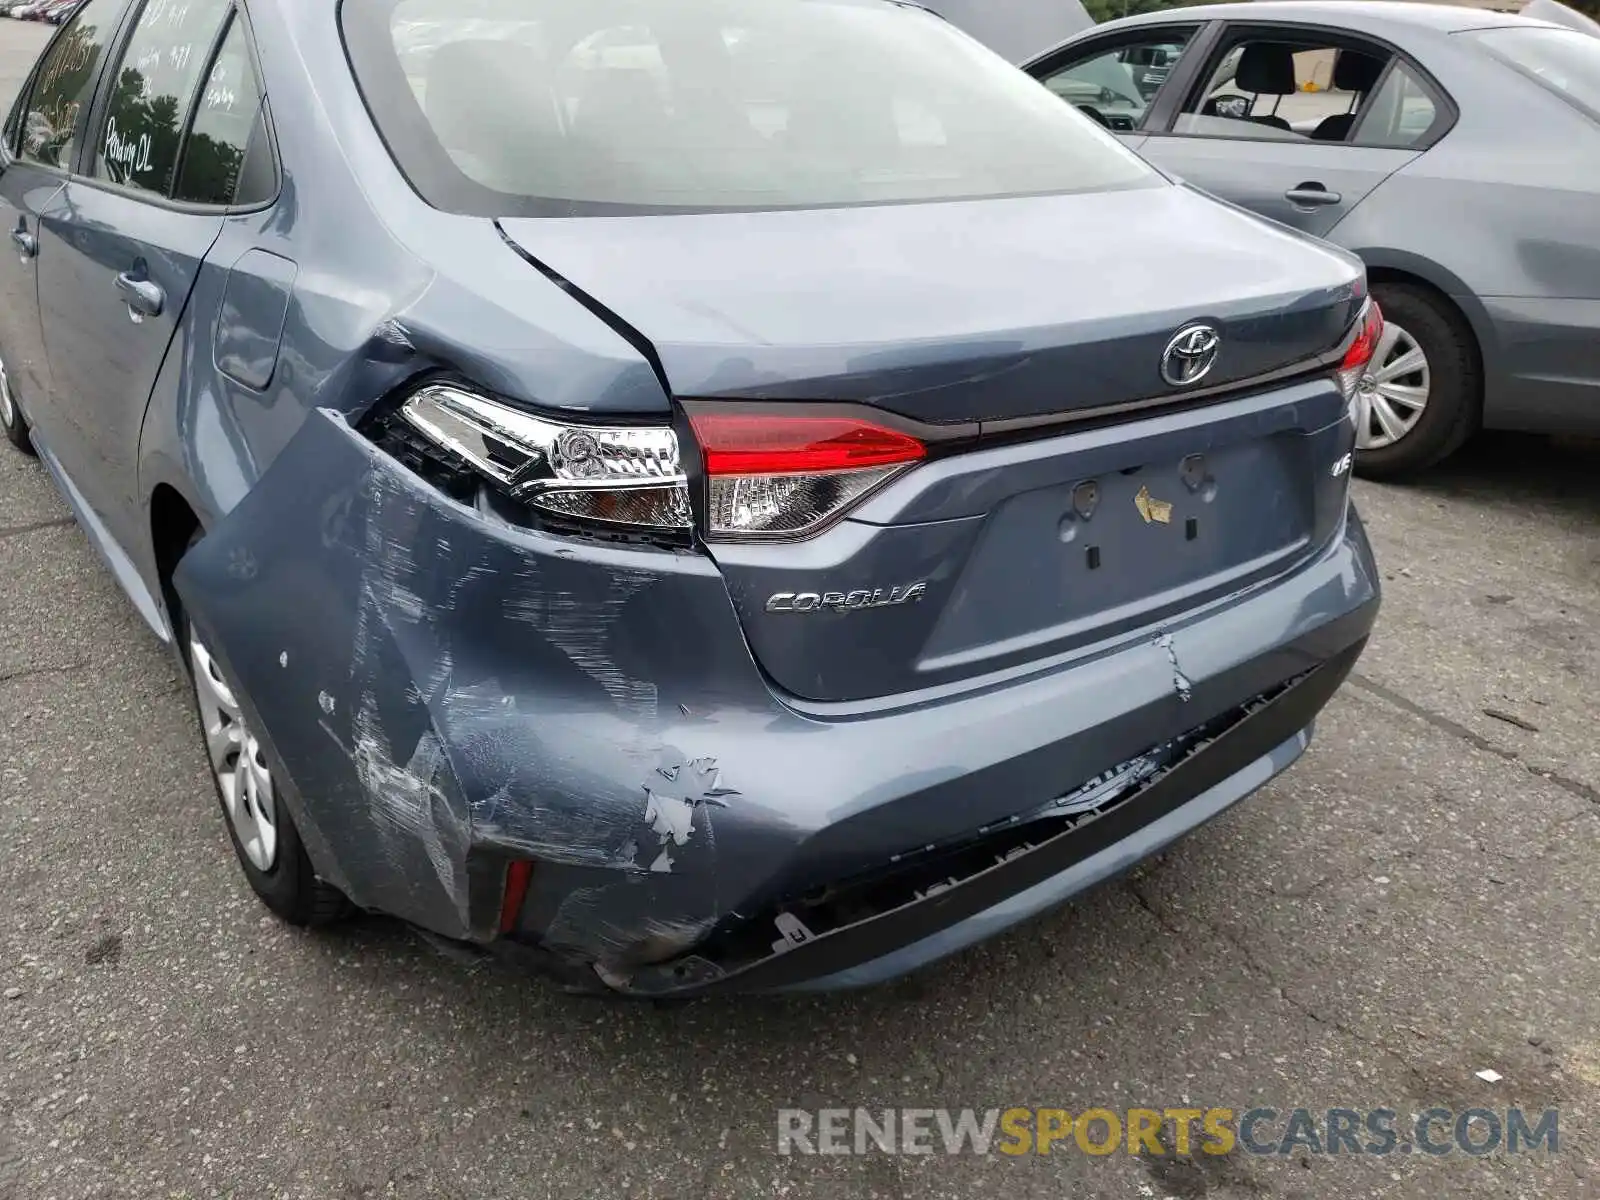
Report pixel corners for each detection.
[1354,282,1480,479]
[0,354,34,454]
[178,533,349,926]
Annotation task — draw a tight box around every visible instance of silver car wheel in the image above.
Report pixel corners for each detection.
[190,632,279,872]
[1355,321,1430,451]
[0,356,16,431]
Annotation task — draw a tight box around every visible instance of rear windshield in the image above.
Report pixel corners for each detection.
[339,0,1159,216]
[1468,26,1600,122]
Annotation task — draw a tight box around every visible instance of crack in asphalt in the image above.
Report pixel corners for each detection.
[0,515,73,542]
[1348,671,1600,809]
[0,660,94,686]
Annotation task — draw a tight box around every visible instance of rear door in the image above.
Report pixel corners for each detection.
[36,0,235,552]
[1132,25,1452,237]
[0,0,126,437]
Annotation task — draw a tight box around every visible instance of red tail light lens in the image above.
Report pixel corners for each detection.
[1337,301,1384,401]
[693,413,926,476]
[687,408,926,541]
[1342,301,1385,371]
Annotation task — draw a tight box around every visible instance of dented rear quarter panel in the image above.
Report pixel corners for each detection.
[172,405,1379,965]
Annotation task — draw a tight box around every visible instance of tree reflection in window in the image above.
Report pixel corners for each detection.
[174,18,266,206]
[92,0,230,196]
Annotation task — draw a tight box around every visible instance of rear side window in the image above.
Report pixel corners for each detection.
[1352,62,1440,149]
[1469,26,1600,123]
[17,0,126,169]
[172,14,274,205]
[90,0,233,196]
[339,0,1160,217]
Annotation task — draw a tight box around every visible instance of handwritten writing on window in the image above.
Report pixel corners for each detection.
[103,116,155,177]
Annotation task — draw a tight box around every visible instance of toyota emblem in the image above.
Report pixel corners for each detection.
[1161,324,1221,387]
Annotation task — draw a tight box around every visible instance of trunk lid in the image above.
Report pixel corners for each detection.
[497,185,1362,426]
[498,186,1363,704]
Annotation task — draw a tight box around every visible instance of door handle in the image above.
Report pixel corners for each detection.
[10,227,36,260]
[1284,183,1343,208]
[115,271,164,320]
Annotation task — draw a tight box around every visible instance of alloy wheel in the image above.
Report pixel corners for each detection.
[190,632,279,872]
[1355,321,1430,451]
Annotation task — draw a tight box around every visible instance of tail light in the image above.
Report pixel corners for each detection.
[1336,300,1384,403]
[687,407,926,541]
[390,384,692,534]
[377,387,928,544]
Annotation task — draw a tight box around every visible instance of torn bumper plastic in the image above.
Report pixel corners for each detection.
[593,637,1363,996]
[175,410,1379,992]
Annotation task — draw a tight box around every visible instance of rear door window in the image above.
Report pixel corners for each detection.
[1174,34,1392,142]
[89,0,233,196]
[16,0,127,169]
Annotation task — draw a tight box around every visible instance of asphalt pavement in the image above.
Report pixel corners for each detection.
[2,19,1598,1200]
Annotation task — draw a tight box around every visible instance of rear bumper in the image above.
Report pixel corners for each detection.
[615,635,1360,996]
[175,411,1379,995]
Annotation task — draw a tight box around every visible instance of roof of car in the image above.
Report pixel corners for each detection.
[1102,0,1554,35]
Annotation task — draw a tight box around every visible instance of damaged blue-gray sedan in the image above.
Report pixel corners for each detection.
[0,0,1380,994]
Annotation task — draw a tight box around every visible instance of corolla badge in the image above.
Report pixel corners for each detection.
[766,583,928,614]
[1161,324,1221,387]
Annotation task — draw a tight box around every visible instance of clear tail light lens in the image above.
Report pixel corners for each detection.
[1336,300,1384,404]
[687,409,926,541]
[397,384,691,532]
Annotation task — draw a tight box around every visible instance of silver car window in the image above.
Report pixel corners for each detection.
[1037,31,1198,134]
[1351,62,1439,150]
[1174,37,1392,143]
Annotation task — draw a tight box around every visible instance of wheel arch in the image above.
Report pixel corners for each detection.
[1346,249,1498,392]
[1363,265,1485,382]
[148,480,204,640]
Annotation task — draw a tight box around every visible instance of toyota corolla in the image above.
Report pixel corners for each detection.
[0,0,1380,994]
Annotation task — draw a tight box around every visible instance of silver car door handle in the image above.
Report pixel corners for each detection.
[1284,185,1343,207]
[10,228,36,260]
[115,271,165,319]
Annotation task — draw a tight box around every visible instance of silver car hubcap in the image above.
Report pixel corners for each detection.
[1356,321,1430,451]
[190,632,279,872]
[0,357,16,430]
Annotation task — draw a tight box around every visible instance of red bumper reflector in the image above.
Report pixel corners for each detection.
[499,860,534,934]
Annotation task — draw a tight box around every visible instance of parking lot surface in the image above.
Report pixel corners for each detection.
[1,19,1598,1200]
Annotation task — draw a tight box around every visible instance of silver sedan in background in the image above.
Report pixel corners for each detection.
[1019,1,1600,477]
